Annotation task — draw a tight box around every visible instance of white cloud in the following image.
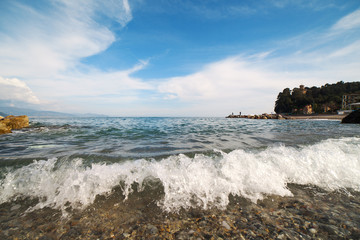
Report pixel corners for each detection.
[0,0,143,111]
[123,0,132,18]
[29,61,152,100]
[159,57,275,101]
[151,8,360,116]
[157,56,284,115]
[332,9,360,31]
[0,0,132,79]
[328,40,360,58]
[0,77,40,104]
[157,23,360,116]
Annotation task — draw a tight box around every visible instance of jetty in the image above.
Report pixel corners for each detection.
[226,113,285,119]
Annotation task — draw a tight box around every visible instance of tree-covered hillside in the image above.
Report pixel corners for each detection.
[274,81,360,114]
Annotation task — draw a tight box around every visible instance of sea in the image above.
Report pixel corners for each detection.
[0,117,359,239]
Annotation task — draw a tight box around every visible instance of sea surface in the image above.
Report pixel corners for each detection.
[0,117,360,239]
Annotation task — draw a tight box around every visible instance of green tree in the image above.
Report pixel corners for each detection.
[274,88,293,113]
[274,81,360,114]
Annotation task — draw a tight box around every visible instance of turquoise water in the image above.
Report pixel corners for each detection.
[0,117,359,213]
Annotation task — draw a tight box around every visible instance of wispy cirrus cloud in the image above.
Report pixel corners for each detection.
[34,61,152,99]
[0,0,149,111]
[332,9,360,31]
[135,0,340,20]
[0,0,131,79]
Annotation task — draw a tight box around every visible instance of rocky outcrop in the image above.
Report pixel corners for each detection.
[226,113,286,120]
[341,110,360,124]
[0,115,29,135]
[0,121,12,134]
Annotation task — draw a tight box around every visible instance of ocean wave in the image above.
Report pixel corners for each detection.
[1,137,359,214]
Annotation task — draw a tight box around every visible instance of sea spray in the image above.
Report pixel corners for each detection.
[1,137,359,215]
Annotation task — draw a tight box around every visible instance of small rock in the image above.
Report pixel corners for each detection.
[319,223,341,236]
[147,224,158,235]
[10,204,21,211]
[248,230,256,237]
[199,220,207,226]
[38,235,54,240]
[277,233,286,240]
[221,220,231,230]
[309,228,317,234]
[61,228,80,238]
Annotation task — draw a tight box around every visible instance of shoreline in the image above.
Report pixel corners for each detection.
[1,184,359,239]
[1,118,360,239]
[285,114,346,120]
[226,113,347,120]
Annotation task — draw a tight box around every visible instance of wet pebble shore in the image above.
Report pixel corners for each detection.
[1,184,360,239]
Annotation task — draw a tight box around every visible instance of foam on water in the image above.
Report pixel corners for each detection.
[1,137,359,213]
[28,144,58,149]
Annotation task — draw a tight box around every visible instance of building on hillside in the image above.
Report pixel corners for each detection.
[299,85,307,94]
[323,105,332,113]
[348,102,360,110]
[341,94,360,110]
[303,105,313,114]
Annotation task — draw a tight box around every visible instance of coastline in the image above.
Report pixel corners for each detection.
[285,114,346,120]
[226,113,347,120]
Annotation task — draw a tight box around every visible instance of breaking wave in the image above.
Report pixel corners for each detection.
[1,137,359,213]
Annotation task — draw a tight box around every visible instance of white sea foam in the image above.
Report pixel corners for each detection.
[1,137,359,213]
[28,144,58,149]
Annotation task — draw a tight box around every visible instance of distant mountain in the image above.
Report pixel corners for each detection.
[76,113,109,117]
[0,107,107,117]
[0,107,74,117]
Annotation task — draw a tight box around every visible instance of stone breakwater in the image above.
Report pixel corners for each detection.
[0,115,29,135]
[226,113,286,120]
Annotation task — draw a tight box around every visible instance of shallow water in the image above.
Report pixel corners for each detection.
[0,117,359,239]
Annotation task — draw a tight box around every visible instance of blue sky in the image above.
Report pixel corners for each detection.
[0,0,360,116]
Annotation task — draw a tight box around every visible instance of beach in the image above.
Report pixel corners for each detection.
[285,114,346,120]
[226,113,347,120]
[1,183,360,239]
[1,117,360,239]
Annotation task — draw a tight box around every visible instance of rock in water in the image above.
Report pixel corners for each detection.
[0,115,29,135]
[341,110,360,124]
[0,121,12,134]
